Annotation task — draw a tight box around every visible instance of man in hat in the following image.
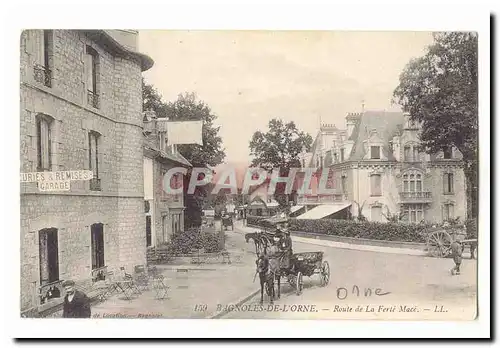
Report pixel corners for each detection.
[275,214,294,271]
[62,280,91,318]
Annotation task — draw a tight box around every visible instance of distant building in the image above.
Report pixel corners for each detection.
[296,110,466,223]
[20,30,153,315]
[245,177,281,217]
[143,111,192,247]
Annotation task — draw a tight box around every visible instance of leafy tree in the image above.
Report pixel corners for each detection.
[249,119,313,207]
[142,80,226,227]
[393,33,478,218]
[250,119,313,171]
[143,81,226,167]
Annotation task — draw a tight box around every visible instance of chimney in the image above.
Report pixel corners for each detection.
[345,112,361,138]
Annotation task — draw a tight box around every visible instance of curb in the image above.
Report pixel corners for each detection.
[236,223,428,256]
[207,289,260,319]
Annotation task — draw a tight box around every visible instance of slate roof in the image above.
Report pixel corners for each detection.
[348,110,405,161]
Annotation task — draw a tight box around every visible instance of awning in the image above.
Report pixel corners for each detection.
[290,205,304,214]
[296,203,351,220]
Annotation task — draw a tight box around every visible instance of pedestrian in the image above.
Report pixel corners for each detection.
[450,240,464,275]
[62,280,91,318]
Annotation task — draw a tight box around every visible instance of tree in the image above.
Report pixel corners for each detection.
[142,81,226,228]
[249,119,313,207]
[393,33,478,218]
[143,81,226,167]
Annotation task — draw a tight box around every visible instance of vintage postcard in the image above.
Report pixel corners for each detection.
[18,28,481,330]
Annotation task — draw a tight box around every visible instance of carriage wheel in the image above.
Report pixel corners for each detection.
[320,261,330,286]
[296,272,303,296]
[427,230,452,258]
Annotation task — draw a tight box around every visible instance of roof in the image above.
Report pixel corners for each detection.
[296,203,351,220]
[144,145,192,167]
[83,30,154,72]
[348,111,405,161]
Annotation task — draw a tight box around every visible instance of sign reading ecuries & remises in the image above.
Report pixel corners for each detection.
[20,170,93,192]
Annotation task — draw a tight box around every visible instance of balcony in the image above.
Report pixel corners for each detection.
[87,90,100,109]
[399,191,432,203]
[33,64,52,88]
[297,193,348,204]
[90,178,101,191]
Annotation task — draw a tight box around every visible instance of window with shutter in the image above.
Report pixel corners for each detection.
[33,30,53,87]
[370,174,381,196]
[36,114,53,171]
[413,147,420,162]
[85,46,100,108]
[340,148,345,162]
[404,146,411,161]
[444,173,454,194]
[89,131,101,191]
[38,228,59,285]
[91,223,105,270]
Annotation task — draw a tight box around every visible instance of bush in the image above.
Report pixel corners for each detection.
[247,215,429,243]
[201,233,224,253]
[155,228,225,255]
[170,228,202,254]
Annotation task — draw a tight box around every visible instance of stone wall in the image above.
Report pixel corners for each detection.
[20,30,148,312]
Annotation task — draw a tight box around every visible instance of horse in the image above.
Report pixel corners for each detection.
[256,253,275,304]
[267,244,282,300]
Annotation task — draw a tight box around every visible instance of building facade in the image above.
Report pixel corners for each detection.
[297,110,466,223]
[20,30,153,314]
[143,111,192,247]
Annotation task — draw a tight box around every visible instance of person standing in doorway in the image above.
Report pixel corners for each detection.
[62,280,91,318]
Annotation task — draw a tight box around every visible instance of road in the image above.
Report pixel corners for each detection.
[220,224,477,320]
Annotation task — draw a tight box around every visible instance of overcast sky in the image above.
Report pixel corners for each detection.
[139,31,434,164]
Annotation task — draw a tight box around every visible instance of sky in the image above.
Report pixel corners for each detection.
[139,31,434,164]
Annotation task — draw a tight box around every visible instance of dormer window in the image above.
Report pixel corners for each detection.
[443,146,453,159]
[333,153,338,163]
[371,146,380,159]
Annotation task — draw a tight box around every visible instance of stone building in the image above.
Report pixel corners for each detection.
[296,110,466,223]
[143,111,192,247]
[20,30,153,315]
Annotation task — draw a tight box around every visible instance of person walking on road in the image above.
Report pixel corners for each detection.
[450,240,464,275]
[62,280,91,318]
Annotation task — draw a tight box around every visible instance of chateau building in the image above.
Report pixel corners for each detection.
[20,30,153,315]
[296,110,466,223]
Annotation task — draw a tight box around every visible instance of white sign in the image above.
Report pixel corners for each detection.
[167,120,203,145]
[20,170,93,183]
[38,181,71,192]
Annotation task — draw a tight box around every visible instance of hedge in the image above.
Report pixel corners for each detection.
[246,215,429,243]
[155,228,224,256]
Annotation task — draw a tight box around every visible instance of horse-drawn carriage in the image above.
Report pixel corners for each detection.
[425,226,477,259]
[286,251,330,295]
[246,219,330,301]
